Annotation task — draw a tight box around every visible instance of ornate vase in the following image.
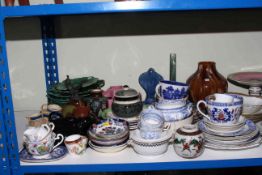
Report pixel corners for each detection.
[186,61,228,104]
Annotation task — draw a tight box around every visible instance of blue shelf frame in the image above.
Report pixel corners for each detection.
[0,0,262,174]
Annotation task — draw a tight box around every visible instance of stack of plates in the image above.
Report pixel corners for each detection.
[88,118,129,153]
[199,116,261,150]
[107,111,139,130]
[47,76,104,106]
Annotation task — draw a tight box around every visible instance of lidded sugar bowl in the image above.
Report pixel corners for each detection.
[173,124,204,159]
[112,87,143,118]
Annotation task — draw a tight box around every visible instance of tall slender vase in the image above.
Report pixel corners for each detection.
[186,61,228,104]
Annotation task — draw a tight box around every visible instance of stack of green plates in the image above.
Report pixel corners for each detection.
[47,76,105,106]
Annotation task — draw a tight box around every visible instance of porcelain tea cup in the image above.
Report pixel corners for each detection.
[24,132,64,156]
[197,94,243,124]
[208,93,234,103]
[64,134,88,156]
[23,122,55,142]
[155,80,188,100]
[138,106,166,139]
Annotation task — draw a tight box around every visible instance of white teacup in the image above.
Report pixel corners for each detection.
[24,132,64,156]
[64,134,88,156]
[24,123,55,142]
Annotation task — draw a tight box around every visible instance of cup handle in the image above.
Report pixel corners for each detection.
[163,123,171,131]
[48,122,55,131]
[53,134,64,150]
[42,123,51,134]
[155,84,161,98]
[196,100,210,120]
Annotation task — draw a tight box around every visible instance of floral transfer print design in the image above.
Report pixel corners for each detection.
[162,86,187,100]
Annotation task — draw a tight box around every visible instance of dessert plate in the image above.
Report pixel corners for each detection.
[20,146,67,163]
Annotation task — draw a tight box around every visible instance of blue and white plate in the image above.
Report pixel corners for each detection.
[20,146,67,163]
[199,119,256,137]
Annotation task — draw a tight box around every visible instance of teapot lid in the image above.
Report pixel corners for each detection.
[114,87,139,98]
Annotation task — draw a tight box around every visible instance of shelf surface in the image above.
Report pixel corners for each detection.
[1,0,262,18]
[15,111,262,174]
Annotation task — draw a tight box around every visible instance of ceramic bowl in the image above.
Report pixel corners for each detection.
[155,102,193,122]
[240,94,262,115]
[130,129,173,156]
[88,118,129,140]
[156,96,188,109]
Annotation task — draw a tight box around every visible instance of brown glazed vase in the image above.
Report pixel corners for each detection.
[5,0,15,6]
[18,0,30,5]
[186,61,228,104]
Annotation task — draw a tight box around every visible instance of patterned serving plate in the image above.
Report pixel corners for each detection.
[20,146,67,163]
[227,72,262,87]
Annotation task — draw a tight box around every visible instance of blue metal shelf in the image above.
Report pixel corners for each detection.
[19,158,262,174]
[1,0,262,18]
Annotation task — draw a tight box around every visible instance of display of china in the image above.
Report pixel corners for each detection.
[197,94,243,124]
[138,68,164,104]
[88,118,129,153]
[130,128,173,156]
[155,80,189,100]
[111,87,143,118]
[23,123,55,142]
[24,132,64,156]
[138,106,165,139]
[174,124,205,159]
[186,61,228,104]
[103,85,124,108]
[64,134,88,156]
[155,102,193,122]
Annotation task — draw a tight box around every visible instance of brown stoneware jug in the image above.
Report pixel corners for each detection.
[186,61,228,104]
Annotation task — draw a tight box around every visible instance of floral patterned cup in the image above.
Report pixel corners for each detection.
[155,80,188,100]
[64,134,87,156]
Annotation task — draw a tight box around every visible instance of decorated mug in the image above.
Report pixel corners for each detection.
[64,134,88,156]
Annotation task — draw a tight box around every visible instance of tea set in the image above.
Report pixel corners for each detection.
[197,93,261,150]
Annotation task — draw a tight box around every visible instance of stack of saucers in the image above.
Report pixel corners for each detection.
[88,118,129,153]
[199,117,261,150]
[154,80,193,127]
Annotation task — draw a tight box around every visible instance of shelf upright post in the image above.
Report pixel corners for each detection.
[0,14,20,175]
[40,17,59,90]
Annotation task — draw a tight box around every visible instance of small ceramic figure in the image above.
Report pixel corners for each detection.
[139,68,163,104]
[174,124,204,159]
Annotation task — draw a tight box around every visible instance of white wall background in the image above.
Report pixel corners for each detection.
[4,13,262,111]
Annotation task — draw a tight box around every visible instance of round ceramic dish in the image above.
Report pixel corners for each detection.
[88,118,129,140]
[155,102,193,122]
[88,141,128,153]
[89,134,129,146]
[227,72,262,87]
[129,129,173,156]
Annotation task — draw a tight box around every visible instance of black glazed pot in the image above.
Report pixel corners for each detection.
[112,87,143,118]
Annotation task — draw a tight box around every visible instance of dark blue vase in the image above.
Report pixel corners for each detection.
[139,68,163,104]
